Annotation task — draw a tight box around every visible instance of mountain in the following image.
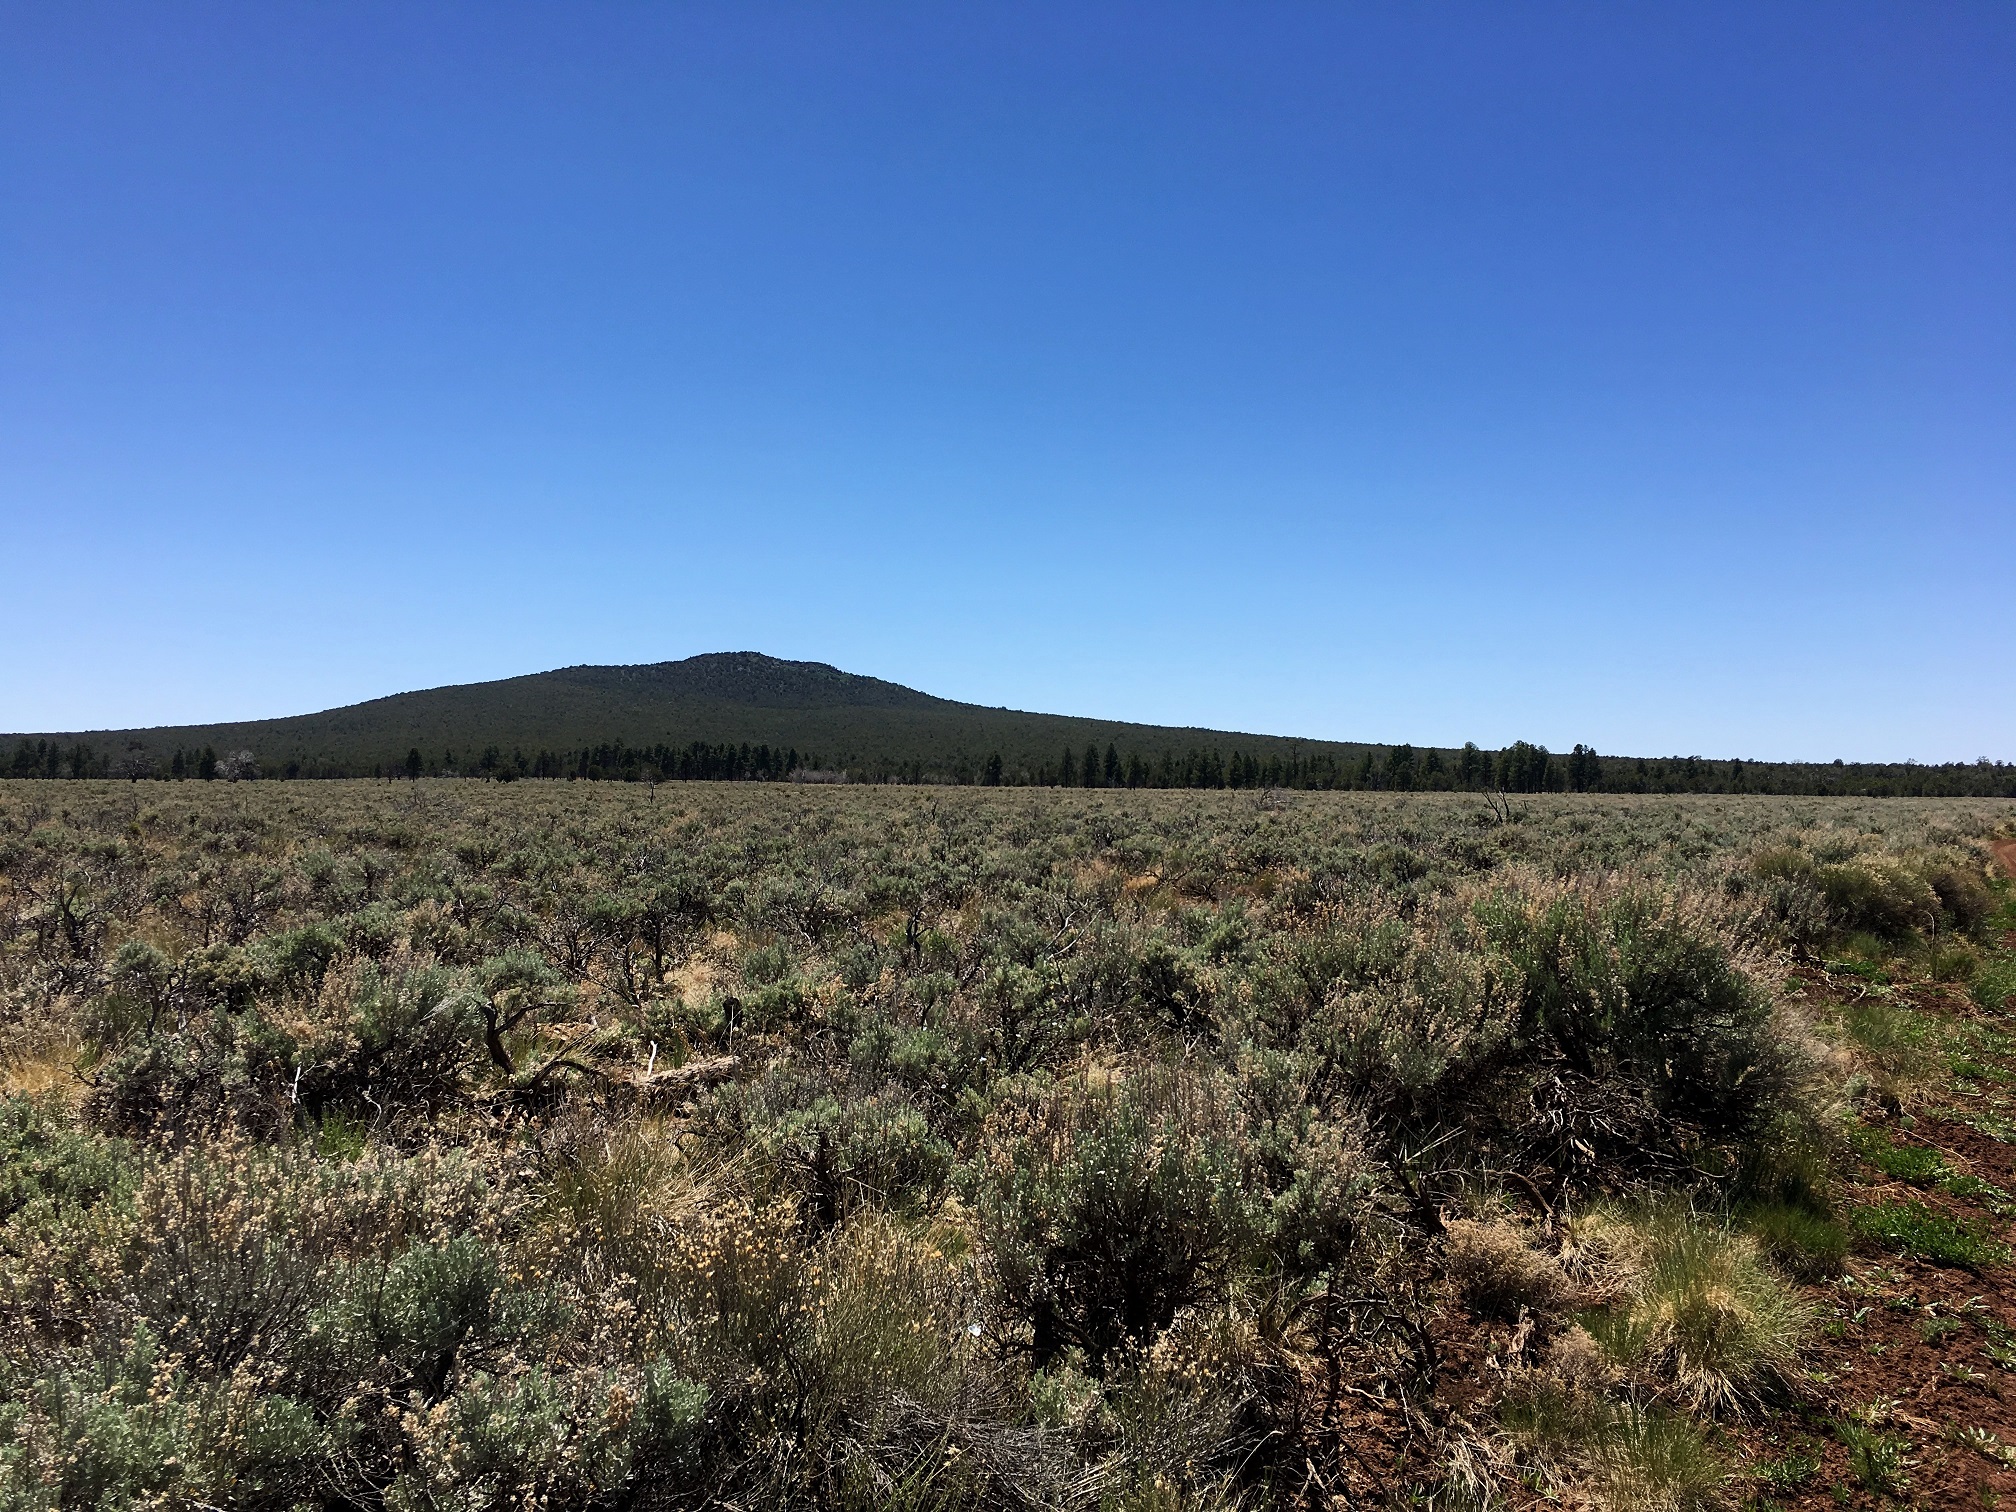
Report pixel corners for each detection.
[8,653,2012,795]
[1,652,1377,782]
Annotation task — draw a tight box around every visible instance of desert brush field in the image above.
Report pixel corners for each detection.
[3,779,2015,1511]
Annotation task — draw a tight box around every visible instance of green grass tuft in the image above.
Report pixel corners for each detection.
[1835,1417,1911,1497]
[1741,1202,1849,1279]
[1849,1125,1948,1184]
[1974,955,2016,1014]
[1850,1200,2011,1270]
[1751,1441,1821,1493]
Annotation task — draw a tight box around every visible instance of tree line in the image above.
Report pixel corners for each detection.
[449,740,824,783]
[10,733,2014,797]
[972,740,2016,797]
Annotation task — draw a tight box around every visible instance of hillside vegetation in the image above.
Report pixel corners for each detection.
[4,654,1377,787]
[4,780,2016,1510]
[7,652,2011,795]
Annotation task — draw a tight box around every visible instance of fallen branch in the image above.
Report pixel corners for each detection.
[519,1054,607,1090]
[635,1054,742,1093]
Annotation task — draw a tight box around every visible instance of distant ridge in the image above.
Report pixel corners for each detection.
[4,652,2011,795]
[1,652,1380,784]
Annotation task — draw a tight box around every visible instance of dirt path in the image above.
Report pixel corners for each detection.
[1994,836,2016,879]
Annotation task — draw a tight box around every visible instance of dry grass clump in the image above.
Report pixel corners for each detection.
[1578,1209,1808,1415]
[1473,1206,1804,1509]
[1560,1205,1657,1299]
[1585,1408,1732,1512]
[0,1027,84,1102]
[524,1106,699,1302]
[1444,1217,1571,1320]
[1491,1325,1729,1512]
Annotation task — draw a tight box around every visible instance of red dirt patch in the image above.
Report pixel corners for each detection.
[1748,1250,2016,1511]
[1743,956,2016,1509]
[1715,1134,2016,1509]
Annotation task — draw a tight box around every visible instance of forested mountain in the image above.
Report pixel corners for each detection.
[5,653,1378,785]
[5,651,2012,795]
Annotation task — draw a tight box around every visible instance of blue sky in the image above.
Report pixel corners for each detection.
[3,2,2011,761]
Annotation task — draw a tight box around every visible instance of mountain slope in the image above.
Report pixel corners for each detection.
[2,652,1373,779]
[9,653,2011,795]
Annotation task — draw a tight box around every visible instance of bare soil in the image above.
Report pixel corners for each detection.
[1726,916,2016,1510]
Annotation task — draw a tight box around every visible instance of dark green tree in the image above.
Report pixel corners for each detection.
[1567,744,1601,792]
[1497,741,1556,793]
[1456,742,1485,788]
[1386,744,1417,791]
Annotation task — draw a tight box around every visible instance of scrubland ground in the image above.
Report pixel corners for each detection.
[2,780,2014,1511]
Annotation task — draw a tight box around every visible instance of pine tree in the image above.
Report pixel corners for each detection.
[1567,744,1600,792]
[1082,743,1100,788]
[1059,747,1076,786]
[1456,742,1483,788]
[1386,744,1417,791]
[1497,741,1555,793]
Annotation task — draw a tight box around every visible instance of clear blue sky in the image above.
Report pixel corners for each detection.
[4,3,2011,762]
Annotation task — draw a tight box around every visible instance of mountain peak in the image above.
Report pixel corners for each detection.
[548,652,951,710]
